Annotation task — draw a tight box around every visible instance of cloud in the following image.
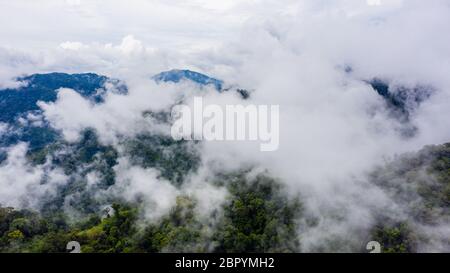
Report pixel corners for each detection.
[38,79,181,144]
[0,143,68,209]
[108,157,180,220]
[190,0,450,251]
[0,122,8,135]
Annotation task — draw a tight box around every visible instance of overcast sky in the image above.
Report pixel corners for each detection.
[0,0,256,51]
[2,0,439,82]
[0,0,408,52]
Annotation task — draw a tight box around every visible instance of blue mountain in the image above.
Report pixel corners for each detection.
[0,70,433,154]
[152,69,223,91]
[0,73,109,123]
[0,73,111,151]
[0,70,225,151]
[0,70,225,125]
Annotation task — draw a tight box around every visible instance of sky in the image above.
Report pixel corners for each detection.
[0,0,255,51]
[1,0,445,85]
[0,0,414,53]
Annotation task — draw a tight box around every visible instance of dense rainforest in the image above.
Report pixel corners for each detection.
[0,133,448,252]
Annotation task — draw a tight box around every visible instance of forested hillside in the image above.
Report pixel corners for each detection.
[0,134,448,252]
[0,72,449,253]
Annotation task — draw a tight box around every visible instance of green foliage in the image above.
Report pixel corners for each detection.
[0,206,64,252]
[0,204,138,253]
[76,203,138,253]
[370,143,450,224]
[27,231,76,253]
[50,129,118,176]
[0,172,302,253]
[371,222,416,253]
[27,129,119,216]
[213,172,301,253]
[3,141,448,253]
[7,230,24,241]
[124,134,200,185]
[425,143,450,208]
[368,143,450,252]
[137,196,206,252]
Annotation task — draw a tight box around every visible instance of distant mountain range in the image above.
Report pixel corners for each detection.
[0,70,225,123]
[0,70,434,125]
[153,69,223,91]
[0,70,229,151]
[0,69,432,150]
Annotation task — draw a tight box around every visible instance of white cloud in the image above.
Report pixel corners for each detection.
[0,122,8,135]
[38,79,180,144]
[109,158,180,220]
[0,143,68,209]
[60,41,88,51]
